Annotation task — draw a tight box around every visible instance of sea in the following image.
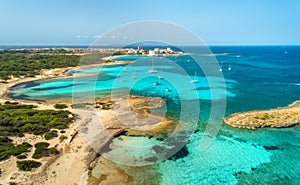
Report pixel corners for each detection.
[8,46,300,184]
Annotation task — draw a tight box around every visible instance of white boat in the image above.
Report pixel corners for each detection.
[148,58,158,73]
[228,63,232,71]
[154,82,160,85]
[131,73,137,79]
[158,68,164,79]
[219,61,223,72]
[148,69,158,73]
[191,71,198,83]
[166,88,171,92]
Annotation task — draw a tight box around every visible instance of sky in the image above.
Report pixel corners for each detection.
[0,0,300,45]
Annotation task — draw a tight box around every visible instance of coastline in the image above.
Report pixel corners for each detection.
[0,64,96,184]
[223,101,300,129]
[1,60,133,103]
[0,60,173,184]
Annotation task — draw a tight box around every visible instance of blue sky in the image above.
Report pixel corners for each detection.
[1,0,300,45]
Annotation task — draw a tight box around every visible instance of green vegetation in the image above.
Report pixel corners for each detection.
[16,160,41,171]
[59,135,68,142]
[44,130,58,140]
[32,142,59,159]
[0,53,80,80]
[112,51,125,56]
[54,103,68,109]
[0,137,32,161]
[95,101,112,110]
[261,113,270,120]
[0,50,112,80]
[71,103,90,109]
[16,154,27,159]
[0,102,74,137]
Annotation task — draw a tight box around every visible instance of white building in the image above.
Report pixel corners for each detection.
[148,50,155,56]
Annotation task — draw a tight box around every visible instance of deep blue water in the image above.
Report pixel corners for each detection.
[9,46,300,184]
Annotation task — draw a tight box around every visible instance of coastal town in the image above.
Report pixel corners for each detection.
[0,46,183,57]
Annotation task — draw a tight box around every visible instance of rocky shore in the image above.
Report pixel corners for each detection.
[223,101,300,129]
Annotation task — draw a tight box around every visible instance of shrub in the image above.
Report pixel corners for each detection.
[16,154,27,159]
[0,103,74,137]
[71,103,87,109]
[59,135,67,142]
[44,130,58,140]
[0,142,32,161]
[0,136,12,145]
[54,104,68,109]
[4,101,19,105]
[32,142,59,159]
[34,142,50,149]
[16,160,41,171]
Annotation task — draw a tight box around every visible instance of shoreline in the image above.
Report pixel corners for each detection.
[1,60,133,104]
[0,60,175,184]
[223,100,300,129]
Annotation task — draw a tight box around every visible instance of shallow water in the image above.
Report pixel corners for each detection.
[9,46,300,184]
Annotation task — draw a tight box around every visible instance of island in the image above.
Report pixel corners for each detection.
[223,101,300,129]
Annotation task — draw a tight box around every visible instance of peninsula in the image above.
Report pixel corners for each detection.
[0,47,179,184]
[223,101,300,129]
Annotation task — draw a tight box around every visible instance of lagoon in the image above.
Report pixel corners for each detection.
[8,46,300,184]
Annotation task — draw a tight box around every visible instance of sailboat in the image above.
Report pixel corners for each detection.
[131,73,137,79]
[148,58,158,73]
[158,68,164,79]
[228,62,232,71]
[219,61,223,72]
[191,71,198,83]
[120,77,126,82]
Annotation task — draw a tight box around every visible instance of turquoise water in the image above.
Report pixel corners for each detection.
[110,55,149,61]
[9,46,300,184]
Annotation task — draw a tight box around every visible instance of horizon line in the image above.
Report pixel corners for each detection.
[1,43,300,47]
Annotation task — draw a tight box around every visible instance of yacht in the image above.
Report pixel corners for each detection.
[158,68,164,79]
[191,71,198,83]
[148,58,158,73]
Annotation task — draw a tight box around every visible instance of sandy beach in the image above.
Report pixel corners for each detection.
[0,60,174,185]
